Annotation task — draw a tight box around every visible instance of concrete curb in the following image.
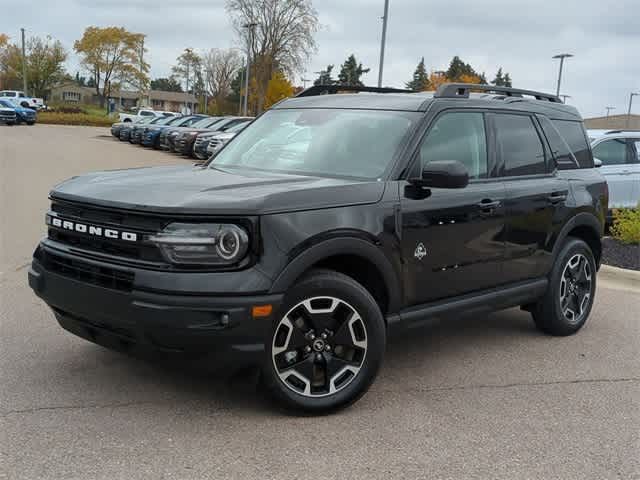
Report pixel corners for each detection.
[599,264,640,293]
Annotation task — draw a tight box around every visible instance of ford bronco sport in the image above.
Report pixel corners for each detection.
[29,83,608,413]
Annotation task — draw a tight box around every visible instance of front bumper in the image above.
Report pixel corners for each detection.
[29,245,282,369]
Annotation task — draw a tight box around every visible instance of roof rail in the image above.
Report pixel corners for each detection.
[295,84,416,98]
[605,129,640,134]
[434,83,562,103]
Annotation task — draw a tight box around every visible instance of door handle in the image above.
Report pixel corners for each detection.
[547,192,568,204]
[476,199,501,210]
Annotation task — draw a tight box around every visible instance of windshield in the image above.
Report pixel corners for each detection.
[190,117,217,128]
[210,109,419,179]
[226,121,251,133]
[0,99,14,108]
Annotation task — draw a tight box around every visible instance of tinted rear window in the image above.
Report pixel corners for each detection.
[494,114,546,176]
[552,120,593,168]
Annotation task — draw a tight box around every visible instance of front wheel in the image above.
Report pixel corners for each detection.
[532,238,597,336]
[262,269,386,413]
[27,121,35,126]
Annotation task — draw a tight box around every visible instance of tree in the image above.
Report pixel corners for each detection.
[171,48,201,93]
[503,73,512,88]
[445,56,478,82]
[313,65,335,86]
[264,71,294,109]
[150,77,183,92]
[226,0,319,113]
[337,54,370,86]
[0,34,67,97]
[74,26,148,107]
[202,48,242,111]
[406,57,430,91]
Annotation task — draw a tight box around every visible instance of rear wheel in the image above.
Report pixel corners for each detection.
[262,269,386,413]
[532,238,596,336]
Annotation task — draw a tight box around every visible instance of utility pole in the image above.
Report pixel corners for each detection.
[243,22,257,116]
[627,92,639,128]
[377,0,390,88]
[139,37,145,108]
[185,48,192,114]
[605,106,615,118]
[238,62,245,115]
[552,53,573,97]
[20,28,27,95]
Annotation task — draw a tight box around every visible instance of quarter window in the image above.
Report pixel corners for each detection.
[553,120,593,168]
[592,139,628,165]
[418,112,488,179]
[494,114,546,176]
[631,140,640,163]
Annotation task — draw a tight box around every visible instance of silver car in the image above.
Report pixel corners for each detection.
[589,130,640,210]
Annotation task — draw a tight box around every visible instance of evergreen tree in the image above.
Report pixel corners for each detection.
[313,65,335,86]
[491,68,513,87]
[337,54,370,86]
[445,56,476,81]
[406,57,430,91]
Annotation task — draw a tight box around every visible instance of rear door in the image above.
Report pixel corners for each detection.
[491,112,570,283]
[592,138,635,208]
[627,139,640,207]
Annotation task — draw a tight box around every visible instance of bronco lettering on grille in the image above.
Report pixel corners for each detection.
[47,215,138,242]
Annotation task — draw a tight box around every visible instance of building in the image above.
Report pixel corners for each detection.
[584,114,640,130]
[49,81,198,113]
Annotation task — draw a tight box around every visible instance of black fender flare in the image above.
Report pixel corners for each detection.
[269,237,402,314]
[551,212,603,264]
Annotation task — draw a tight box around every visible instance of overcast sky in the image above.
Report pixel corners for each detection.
[1,0,638,118]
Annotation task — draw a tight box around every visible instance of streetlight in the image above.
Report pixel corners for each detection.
[242,22,258,116]
[377,0,390,88]
[627,92,639,128]
[605,106,616,118]
[552,53,573,97]
[559,94,571,104]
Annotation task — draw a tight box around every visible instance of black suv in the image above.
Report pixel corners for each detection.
[29,83,607,413]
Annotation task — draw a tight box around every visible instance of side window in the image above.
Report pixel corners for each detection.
[631,140,640,163]
[592,139,628,166]
[140,110,153,116]
[552,120,593,168]
[538,116,579,169]
[494,114,546,176]
[19,92,25,97]
[418,112,488,179]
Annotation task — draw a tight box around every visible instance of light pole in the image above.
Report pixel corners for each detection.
[552,53,573,97]
[20,28,27,95]
[627,92,639,128]
[377,0,390,88]
[559,94,571,104]
[605,106,616,118]
[242,22,258,116]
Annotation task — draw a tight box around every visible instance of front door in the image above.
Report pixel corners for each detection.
[400,110,506,306]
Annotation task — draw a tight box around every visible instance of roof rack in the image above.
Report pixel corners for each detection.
[435,83,562,103]
[605,129,640,134]
[295,84,416,98]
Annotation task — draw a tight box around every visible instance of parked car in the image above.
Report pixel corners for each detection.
[140,115,192,149]
[0,102,16,125]
[0,99,36,125]
[159,115,209,150]
[118,108,174,123]
[30,83,607,413]
[588,130,640,212]
[0,90,44,110]
[119,116,159,142]
[129,116,172,144]
[174,117,253,156]
[198,120,253,159]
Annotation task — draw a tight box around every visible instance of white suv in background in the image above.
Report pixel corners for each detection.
[588,130,640,211]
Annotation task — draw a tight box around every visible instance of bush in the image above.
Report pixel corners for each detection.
[611,204,640,245]
[37,111,114,127]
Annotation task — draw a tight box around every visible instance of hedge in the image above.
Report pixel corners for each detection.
[611,204,640,245]
[37,111,114,127]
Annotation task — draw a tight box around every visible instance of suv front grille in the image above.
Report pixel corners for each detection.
[41,249,134,292]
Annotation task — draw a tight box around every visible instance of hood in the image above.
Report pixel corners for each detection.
[0,107,14,112]
[50,165,385,215]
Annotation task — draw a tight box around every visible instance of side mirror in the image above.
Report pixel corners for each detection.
[409,160,469,189]
[593,158,603,168]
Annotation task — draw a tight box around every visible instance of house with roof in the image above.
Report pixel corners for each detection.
[49,81,198,113]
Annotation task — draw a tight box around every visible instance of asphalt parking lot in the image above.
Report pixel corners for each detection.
[1,124,639,480]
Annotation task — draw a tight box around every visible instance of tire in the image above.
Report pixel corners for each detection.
[261,269,386,413]
[27,121,35,126]
[532,237,597,336]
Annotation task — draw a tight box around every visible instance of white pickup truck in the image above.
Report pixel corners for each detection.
[118,108,178,123]
[0,90,45,110]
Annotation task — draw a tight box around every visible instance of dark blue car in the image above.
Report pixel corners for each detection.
[142,115,202,149]
[0,99,36,125]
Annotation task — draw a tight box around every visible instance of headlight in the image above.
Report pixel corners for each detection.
[148,223,249,266]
